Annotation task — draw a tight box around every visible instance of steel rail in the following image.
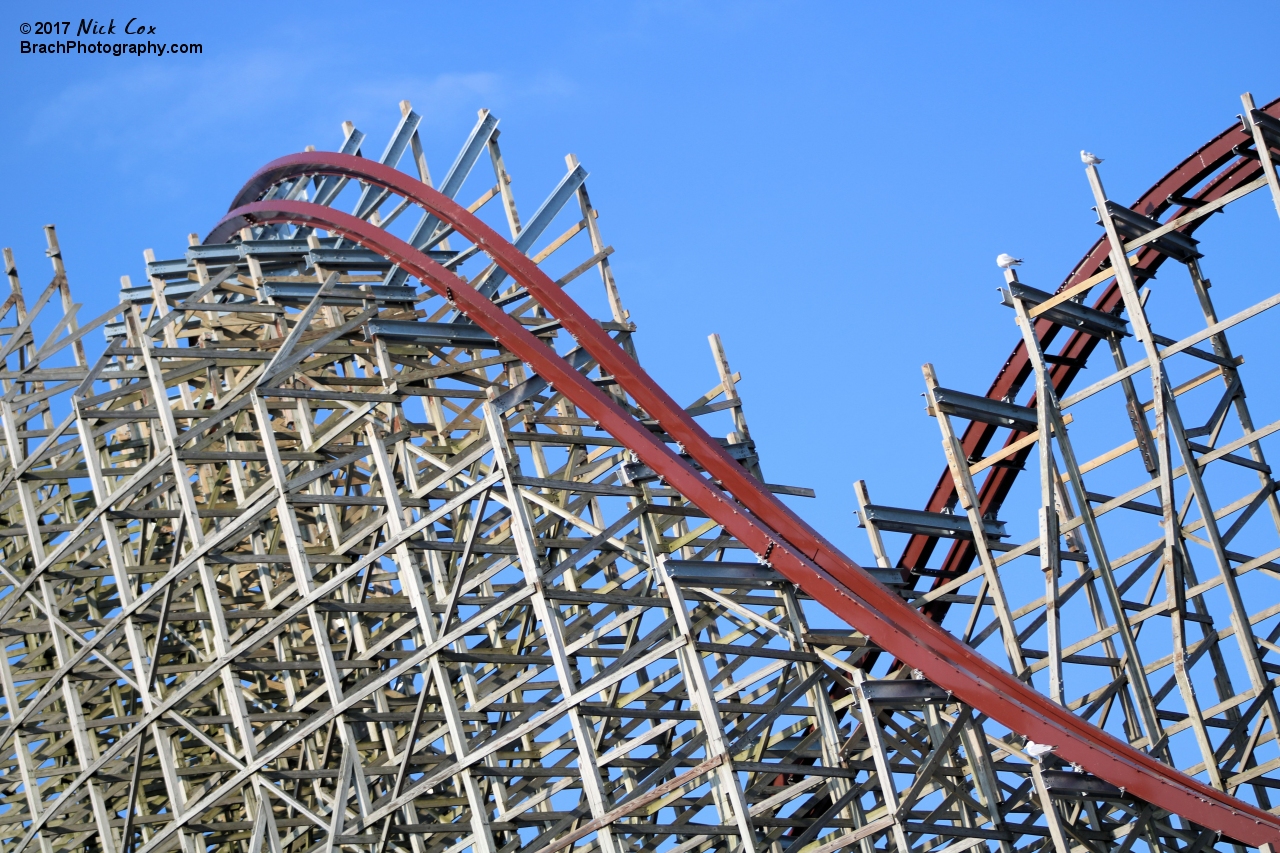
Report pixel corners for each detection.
[903,96,1280,606]
[189,162,1280,842]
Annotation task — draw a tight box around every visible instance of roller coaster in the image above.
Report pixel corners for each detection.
[1,93,1279,853]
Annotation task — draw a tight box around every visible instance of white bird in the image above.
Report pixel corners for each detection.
[1081,150,1103,165]
[996,253,1023,269]
[1025,740,1057,760]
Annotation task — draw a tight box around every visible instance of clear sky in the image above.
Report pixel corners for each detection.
[1,1,1277,563]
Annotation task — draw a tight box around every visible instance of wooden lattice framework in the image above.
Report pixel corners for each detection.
[0,94,1279,853]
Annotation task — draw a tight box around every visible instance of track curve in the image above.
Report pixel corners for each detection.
[905,96,1280,609]
[189,146,1280,845]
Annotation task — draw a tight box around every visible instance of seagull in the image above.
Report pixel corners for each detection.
[1025,740,1057,760]
[1080,150,1103,165]
[996,253,1023,269]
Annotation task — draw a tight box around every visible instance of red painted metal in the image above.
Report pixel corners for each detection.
[204,149,1280,841]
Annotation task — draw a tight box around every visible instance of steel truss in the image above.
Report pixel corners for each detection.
[0,95,1278,853]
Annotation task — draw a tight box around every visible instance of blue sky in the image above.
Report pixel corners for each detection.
[1,0,1277,564]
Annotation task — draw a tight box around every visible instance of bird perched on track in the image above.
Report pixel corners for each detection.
[1080,150,1103,165]
[996,253,1023,269]
[1025,740,1057,761]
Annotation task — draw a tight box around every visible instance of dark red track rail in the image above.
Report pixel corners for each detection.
[907,98,1280,615]
[204,149,1280,844]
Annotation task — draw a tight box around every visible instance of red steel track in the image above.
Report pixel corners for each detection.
[205,136,1280,844]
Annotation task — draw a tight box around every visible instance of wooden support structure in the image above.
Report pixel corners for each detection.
[1,93,1279,853]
